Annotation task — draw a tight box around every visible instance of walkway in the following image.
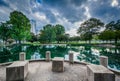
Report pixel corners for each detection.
[0,61,120,81]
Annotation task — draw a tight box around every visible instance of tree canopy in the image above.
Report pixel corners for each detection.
[9,11,31,44]
[39,24,66,43]
[1,10,120,45]
[105,19,120,44]
[77,18,104,43]
[39,24,56,43]
[0,22,12,44]
[54,24,65,43]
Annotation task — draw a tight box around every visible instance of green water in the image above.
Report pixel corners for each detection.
[0,44,120,71]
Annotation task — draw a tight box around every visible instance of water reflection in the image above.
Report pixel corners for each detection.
[45,45,55,48]
[0,44,120,71]
[31,52,41,60]
[77,46,99,64]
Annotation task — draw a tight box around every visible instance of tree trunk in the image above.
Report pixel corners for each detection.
[115,48,117,54]
[115,38,118,45]
[57,41,59,44]
[89,40,91,44]
[5,40,7,45]
[18,40,21,44]
[2,39,5,48]
[15,40,17,44]
[3,39,5,45]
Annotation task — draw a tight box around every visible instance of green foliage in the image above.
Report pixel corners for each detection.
[39,24,66,43]
[54,24,65,43]
[56,34,69,43]
[69,36,81,41]
[77,18,104,42]
[105,19,120,44]
[54,24,65,35]
[99,30,115,41]
[39,24,56,43]
[92,35,99,40]
[9,11,31,44]
[0,22,12,44]
[80,32,92,42]
[27,32,38,42]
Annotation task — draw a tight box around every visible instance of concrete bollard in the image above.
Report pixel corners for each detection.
[46,51,51,61]
[100,56,108,68]
[19,52,26,61]
[69,51,74,64]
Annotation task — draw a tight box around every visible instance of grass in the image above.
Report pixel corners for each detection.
[4,40,120,47]
[23,40,120,46]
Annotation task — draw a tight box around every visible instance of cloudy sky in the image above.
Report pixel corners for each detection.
[0,0,120,36]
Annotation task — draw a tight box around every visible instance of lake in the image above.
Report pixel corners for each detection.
[0,44,120,71]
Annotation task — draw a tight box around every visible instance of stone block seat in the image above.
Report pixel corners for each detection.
[6,61,29,81]
[87,64,115,81]
[52,57,64,72]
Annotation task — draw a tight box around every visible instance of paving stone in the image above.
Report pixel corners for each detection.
[0,61,119,81]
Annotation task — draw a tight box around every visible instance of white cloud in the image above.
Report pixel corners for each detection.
[51,9,60,17]
[66,28,78,37]
[84,6,91,19]
[34,12,46,20]
[50,8,85,36]
[1,0,120,36]
[111,0,119,7]
[0,6,12,21]
[66,20,83,37]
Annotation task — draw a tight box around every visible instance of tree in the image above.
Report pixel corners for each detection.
[27,32,37,43]
[77,18,104,43]
[54,24,65,43]
[39,24,56,43]
[105,20,120,44]
[80,33,92,42]
[9,11,31,44]
[57,34,69,43]
[99,30,115,42]
[69,36,81,42]
[0,22,12,44]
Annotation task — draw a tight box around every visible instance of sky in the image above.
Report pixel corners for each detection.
[0,0,120,36]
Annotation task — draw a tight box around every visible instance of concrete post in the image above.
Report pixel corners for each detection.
[46,51,51,61]
[19,52,26,61]
[100,56,108,67]
[69,51,74,64]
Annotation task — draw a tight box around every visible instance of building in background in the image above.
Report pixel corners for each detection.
[30,19,37,35]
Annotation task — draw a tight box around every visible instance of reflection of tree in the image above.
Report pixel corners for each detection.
[25,45,38,59]
[39,46,68,58]
[0,44,23,63]
[99,47,120,70]
[0,48,11,63]
[10,44,22,61]
[78,45,99,64]
[54,46,68,58]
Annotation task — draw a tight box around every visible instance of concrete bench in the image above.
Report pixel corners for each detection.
[6,61,29,81]
[87,64,115,81]
[52,57,64,72]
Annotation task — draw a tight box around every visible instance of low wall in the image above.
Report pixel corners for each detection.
[0,59,119,75]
